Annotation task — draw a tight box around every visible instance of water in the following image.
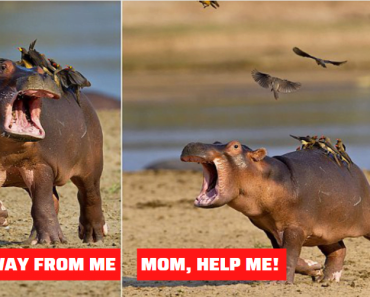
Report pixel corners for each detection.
[0,2,121,98]
[123,89,370,171]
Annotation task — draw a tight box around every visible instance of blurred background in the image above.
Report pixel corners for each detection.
[0,1,121,102]
[123,1,370,171]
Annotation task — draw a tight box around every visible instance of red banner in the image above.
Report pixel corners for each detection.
[0,249,120,280]
[137,248,286,281]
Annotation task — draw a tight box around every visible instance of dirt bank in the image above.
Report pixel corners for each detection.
[123,170,370,297]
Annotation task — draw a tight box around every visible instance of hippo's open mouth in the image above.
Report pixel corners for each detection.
[181,155,221,207]
[3,89,59,141]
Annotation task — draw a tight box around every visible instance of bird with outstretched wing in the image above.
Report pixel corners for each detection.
[293,47,347,68]
[251,69,301,100]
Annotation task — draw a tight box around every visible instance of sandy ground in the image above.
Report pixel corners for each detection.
[0,110,121,296]
[123,170,370,297]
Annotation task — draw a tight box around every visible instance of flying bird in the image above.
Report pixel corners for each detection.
[251,69,301,100]
[293,47,347,68]
[199,1,219,9]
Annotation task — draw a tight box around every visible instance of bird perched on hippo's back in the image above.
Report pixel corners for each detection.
[251,69,301,100]
[290,135,317,150]
[336,139,353,167]
[48,58,61,71]
[54,65,91,106]
[18,40,55,74]
[318,136,341,166]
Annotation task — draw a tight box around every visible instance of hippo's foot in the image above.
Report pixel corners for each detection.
[316,241,346,283]
[36,227,67,245]
[0,200,9,227]
[296,258,323,279]
[22,225,67,245]
[28,221,67,245]
[72,178,107,243]
[78,220,108,243]
[22,226,38,245]
[315,266,342,283]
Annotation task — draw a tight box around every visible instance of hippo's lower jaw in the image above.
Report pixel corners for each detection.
[2,89,59,141]
[181,155,222,208]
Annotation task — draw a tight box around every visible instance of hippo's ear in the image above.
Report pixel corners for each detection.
[249,148,267,162]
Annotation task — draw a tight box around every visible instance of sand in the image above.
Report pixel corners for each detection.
[0,110,121,296]
[123,170,370,297]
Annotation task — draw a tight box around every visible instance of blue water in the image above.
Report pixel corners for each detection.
[0,2,121,98]
[123,90,370,171]
[123,145,370,172]
[123,125,370,171]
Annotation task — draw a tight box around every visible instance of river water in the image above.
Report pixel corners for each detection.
[123,88,370,171]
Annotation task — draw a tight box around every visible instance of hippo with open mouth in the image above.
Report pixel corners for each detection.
[0,59,60,140]
[0,58,107,244]
[181,140,370,284]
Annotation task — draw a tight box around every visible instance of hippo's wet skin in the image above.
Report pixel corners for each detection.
[0,59,107,244]
[181,140,370,284]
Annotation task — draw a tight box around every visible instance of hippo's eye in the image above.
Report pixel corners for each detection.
[1,64,5,70]
[234,145,239,149]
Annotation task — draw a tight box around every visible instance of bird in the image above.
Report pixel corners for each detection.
[199,1,219,9]
[18,40,55,74]
[48,58,61,70]
[318,136,341,166]
[336,139,353,167]
[54,65,91,106]
[17,47,33,69]
[293,47,347,68]
[47,59,63,88]
[251,69,301,100]
[290,135,317,149]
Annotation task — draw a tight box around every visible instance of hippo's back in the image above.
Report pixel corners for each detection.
[274,148,370,243]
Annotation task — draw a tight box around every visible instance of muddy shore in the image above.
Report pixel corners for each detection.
[123,170,370,297]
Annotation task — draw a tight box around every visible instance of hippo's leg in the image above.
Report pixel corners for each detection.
[21,166,66,244]
[23,187,61,245]
[281,227,306,284]
[316,241,346,283]
[265,231,322,279]
[71,176,107,243]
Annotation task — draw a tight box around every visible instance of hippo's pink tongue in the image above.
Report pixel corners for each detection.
[5,93,44,138]
[195,162,219,206]
[13,99,32,129]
